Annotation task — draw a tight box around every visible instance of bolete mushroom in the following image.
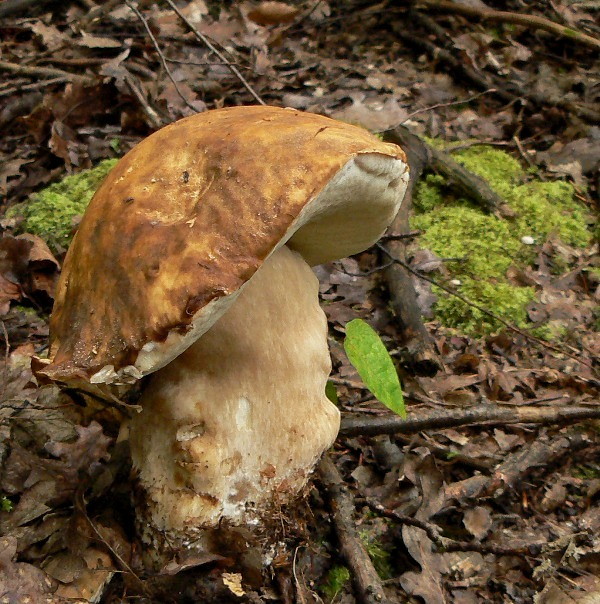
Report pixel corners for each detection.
[36,106,408,560]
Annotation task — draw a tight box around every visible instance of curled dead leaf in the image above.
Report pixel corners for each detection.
[248,2,299,26]
[222,572,245,597]
[463,506,493,540]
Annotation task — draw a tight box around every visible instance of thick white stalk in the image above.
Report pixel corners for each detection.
[129,245,340,548]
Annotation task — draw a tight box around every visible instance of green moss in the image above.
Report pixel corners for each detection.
[455,147,590,247]
[0,496,12,513]
[530,320,569,342]
[412,145,592,336]
[572,464,600,479]
[360,531,394,580]
[321,565,350,602]
[8,159,118,251]
[13,304,40,317]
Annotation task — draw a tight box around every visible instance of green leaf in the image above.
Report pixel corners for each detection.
[343,319,406,418]
[325,380,339,405]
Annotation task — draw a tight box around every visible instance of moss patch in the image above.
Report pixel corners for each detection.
[359,531,394,579]
[8,159,118,251]
[412,145,592,335]
[321,565,350,602]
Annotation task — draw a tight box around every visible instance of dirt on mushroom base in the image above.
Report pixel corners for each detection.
[7,159,118,252]
[411,145,592,337]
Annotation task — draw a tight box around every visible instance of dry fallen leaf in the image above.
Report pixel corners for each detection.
[463,506,493,540]
[0,536,57,602]
[77,32,122,49]
[399,452,448,604]
[222,572,245,597]
[247,1,299,25]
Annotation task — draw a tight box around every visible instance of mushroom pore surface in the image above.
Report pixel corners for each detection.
[129,245,339,544]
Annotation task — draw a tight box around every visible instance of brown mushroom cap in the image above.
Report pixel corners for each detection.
[39,106,408,384]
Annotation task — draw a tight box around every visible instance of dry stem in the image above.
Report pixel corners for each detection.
[418,0,600,52]
[126,1,198,115]
[0,60,93,85]
[340,404,600,437]
[164,0,266,106]
[319,455,390,604]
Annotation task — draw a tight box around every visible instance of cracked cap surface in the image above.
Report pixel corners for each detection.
[38,106,408,384]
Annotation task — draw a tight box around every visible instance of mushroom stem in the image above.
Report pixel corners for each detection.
[129,245,340,551]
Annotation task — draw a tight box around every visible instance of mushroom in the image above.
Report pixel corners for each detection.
[36,106,408,560]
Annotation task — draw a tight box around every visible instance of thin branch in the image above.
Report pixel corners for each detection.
[0,0,53,18]
[123,73,163,129]
[0,77,69,98]
[74,490,148,595]
[384,126,511,216]
[363,497,543,556]
[398,88,497,126]
[417,0,600,52]
[340,403,600,437]
[0,60,93,85]
[126,1,198,115]
[164,0,266,105]
[377,243,597,369]
[380,230,422,242]
[318,456,391,604]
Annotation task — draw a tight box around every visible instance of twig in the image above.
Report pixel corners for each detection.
[377,243,596,369]
[318,456,390,604]
[74,489,148,595]
[482,432,591,498]
[0,0,54,18]
[341,261,395,277]
[339,403,600,437]
[380,231,421,242]
[382,127,440,373]
[0,77,69,98]
[384,126,511,216]
[164,0,266,105]
[0,60,93,85]
[126,1,199,115]
[123,74,163,129]
[362,497,543,556]
[407,9,600,123]
[398,89,497,125]
[417,0,600,52]
[446,432,592,503]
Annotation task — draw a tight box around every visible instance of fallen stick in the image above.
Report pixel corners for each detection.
[363,497,543,556]
[383,126,439,373]
[340,404,600,437]
[383,125,512,217]
[446,432,592,502]
[407,9,600,123]
[417,0,600,52]
[0,60,93,85]
[377,243,596,369]
[318,456,390,604]
[482,432,591,497]
[0,0,54,18]
[164,0,266,106]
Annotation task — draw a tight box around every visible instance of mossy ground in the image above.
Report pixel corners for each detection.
[8,159,118,251]
[411,145,592,336]
[320,565,350,601]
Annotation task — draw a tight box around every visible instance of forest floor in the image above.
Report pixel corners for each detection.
[0,1,599,602]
